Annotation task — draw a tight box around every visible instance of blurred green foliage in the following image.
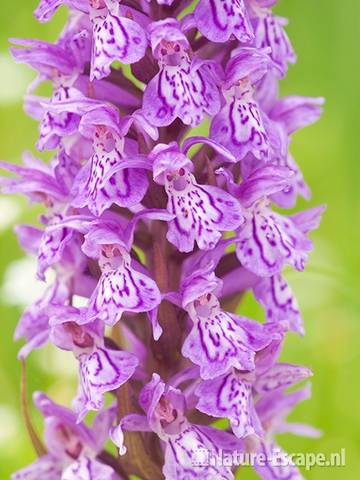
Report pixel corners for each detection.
[0,1,359,478]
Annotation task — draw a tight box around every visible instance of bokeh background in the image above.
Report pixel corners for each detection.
[0,0,359,478]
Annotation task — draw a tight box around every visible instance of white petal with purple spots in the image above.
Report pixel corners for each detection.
[182,294,270,379]
[90,4,147,80]
[236,201,312,277]
[143,58,221,127]
[87,253,161,325]
[211,91,269,161]
[165,169,243,252]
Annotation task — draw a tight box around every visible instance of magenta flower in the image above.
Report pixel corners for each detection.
[151,142,243,251]
[142,19,222,127]
[111,373,243,479]
[194,0,254,43]
[5,1,325,478]
[12,392,121,480]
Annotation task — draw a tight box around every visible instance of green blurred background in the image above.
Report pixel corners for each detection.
[0,0,359,478]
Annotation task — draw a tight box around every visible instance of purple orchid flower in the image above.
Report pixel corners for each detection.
[142,19,222,127]
[195,327,313,440]
[12,392,121,480]
[210,48,272,161]
[250,1,296,77]
[151,142,243,252]
[89,0,147,80]
[111,373,243,479]
[84,220,162,325]
[242,95,325,208]
[49,306,138,421]
[231,166,325,277]
[34,0,147,81]
[179,267,271,379]
[194,0,254,44]
[49,100,151,217]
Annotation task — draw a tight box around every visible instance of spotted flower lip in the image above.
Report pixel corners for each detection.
[142,19,222,127]
[210,50,272,162]
[89,0,148,80]
[194,0,254,44]
[151,143,244,252]
[181,279,272,379]
[83,222,162,325]
[8,0,324,478]
[230,166,325,277]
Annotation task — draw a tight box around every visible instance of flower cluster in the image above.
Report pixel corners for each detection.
[3,0,325,478]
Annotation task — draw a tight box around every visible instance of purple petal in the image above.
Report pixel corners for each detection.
[181,266,222,309]
[270,96,324,135]
[0,156,66,201]
[256,383,312,426]
[182,297,270,379]
[182,136,237,164]
[165,170,243,252]
[148,18,189,58]
[143,58,221,127]
[237,165,294,208]
[194,0,253,43]
[210,95,269,161]
[18,330,50,359]
[255,363,313,394]
[163,425,235,480]
[255,13,296,77]
[254,274,304,335]
[33,391,98,452]
[15,225,43,256]
[15,281,69,358]
[236,206,312,277]
[10,37,75,76]
[269,154,311,209]
[87,261,161,325]
[34,0,88,22]
[75,347,138,420]
[290,205,326,234]
[37,86,84,151]
[151,142,193,185]
[279,422,322,438]
[91,10,147,80]
[225,47,271,88]
[254,442,303,480]
[37,222,74,280]
[196,372,262,438]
